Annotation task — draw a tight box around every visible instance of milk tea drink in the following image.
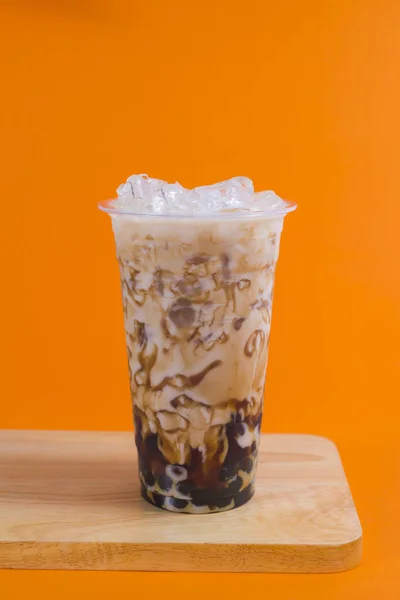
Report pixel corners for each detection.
[100,175,295,513]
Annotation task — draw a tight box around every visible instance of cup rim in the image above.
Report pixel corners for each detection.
[98,198,297,220]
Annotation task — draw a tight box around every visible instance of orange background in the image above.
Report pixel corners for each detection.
[1,0,400,597]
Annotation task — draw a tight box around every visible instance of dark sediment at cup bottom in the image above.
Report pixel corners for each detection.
[140,481,255,513]
[134,403,261,513]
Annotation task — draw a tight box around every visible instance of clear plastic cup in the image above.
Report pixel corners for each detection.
[99,199,296,513]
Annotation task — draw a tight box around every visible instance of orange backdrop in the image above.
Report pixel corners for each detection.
[1,0,399,598]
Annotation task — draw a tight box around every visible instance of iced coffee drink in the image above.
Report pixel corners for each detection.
[100,175,295,513]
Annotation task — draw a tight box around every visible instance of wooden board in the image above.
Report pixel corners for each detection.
[0,431,362,573]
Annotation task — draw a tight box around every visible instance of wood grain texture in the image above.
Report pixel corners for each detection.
[0,431,362,573]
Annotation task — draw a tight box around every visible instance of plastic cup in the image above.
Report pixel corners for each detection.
[99,199,296,513]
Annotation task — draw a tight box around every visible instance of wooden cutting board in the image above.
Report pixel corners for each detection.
[0,430,362,573]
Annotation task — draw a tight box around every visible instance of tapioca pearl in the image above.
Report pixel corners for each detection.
[237,471,253,489]
[143,470,156,486]
[215,496,233,509]
[190,488,214,506]
[227,475,243,494]
[218,464,237,482]
[176,481,195,497]
[166,464,188,483]
[151,491,165,509]
[169,497,189,510]
[157,473,173,492]
[240,457,254,473]
[251,441,257,454]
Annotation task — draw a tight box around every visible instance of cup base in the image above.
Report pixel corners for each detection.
[140,482,255,513]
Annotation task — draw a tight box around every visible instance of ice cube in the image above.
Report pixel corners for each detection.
[161,183,185,204]
[193,177,254,210]
[234,176,254,193]
[219,177,253,207]
[253,190,286,211]
[116,182,133,198]
[125,174,151,199]
[189,187,220,213]
[111,173,287,215]
[218,176,254,198]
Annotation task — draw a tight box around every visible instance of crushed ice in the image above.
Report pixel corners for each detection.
[114,174,288,215]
